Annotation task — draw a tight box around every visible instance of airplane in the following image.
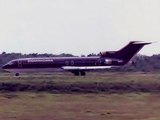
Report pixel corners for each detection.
[2,41,151,76]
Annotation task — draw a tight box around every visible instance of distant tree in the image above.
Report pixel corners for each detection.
[87,53,98,57]
[81,55,86,57]
[2,52,6,55]
[59,53,75,57]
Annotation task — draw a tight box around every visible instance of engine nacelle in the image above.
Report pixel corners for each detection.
[100,51,107,57]
[100,51,116,57]
[105,59,123,65]
[105,59,112,64]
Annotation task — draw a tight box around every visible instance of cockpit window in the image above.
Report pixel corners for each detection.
[8,61,14,65]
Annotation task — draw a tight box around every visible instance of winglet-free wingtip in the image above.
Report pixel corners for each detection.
[132,41,152,45]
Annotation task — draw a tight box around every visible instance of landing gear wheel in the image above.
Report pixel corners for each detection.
[73,71,79,76]
[80,71,86,76]
[15,73,19,76]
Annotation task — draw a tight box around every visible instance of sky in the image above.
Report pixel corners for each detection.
[0,0,160,56]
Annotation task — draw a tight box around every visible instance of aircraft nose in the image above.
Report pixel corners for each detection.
[2,64,7,69]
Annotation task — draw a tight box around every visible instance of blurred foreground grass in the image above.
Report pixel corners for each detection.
[0,92,160,120]
[0,72,160,119]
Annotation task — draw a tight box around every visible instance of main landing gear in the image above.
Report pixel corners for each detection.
[72,71,86,76]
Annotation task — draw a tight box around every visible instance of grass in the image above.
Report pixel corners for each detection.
[0,93,160,120]
[0,72,160,119]
[0,72,160,93]
[1,72,160,83]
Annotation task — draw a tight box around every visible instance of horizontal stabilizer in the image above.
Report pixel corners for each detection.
[132,41,152,45]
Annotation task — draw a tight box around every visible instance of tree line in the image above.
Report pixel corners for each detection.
[0,52,160,72]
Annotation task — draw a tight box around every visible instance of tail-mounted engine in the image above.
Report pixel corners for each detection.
[105,59,112,64]
[100,51,116,58]
[105,59,123,65]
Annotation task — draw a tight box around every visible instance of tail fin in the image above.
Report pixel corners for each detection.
[100,41,151,62]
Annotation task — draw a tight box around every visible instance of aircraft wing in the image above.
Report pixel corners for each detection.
[62,66,113,71]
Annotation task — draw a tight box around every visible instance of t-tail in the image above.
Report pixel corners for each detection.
[100,41,151,64]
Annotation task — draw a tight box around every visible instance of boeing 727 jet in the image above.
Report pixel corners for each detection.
[2,41,151,76]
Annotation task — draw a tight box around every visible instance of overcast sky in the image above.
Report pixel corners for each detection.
[0,0,160,56]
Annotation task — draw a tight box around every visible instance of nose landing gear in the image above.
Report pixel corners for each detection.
[15,73,19,76]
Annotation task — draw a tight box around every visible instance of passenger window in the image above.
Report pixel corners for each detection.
[71,61,74,65]
[65,61,69,65]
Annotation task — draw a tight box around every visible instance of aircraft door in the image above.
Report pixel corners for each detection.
[97,59,102,65]
[18,60,22,68]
